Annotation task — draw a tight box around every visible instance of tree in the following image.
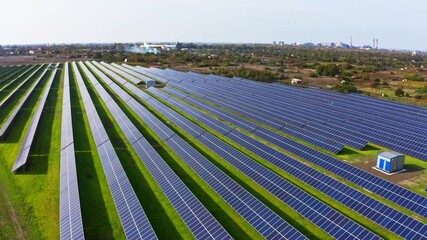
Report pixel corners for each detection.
[395,87,405,97]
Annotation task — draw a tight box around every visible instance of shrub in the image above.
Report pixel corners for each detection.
[395,87,405,97]
[309,72,318,78]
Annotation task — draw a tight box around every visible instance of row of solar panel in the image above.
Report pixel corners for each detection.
[0,65,36,92]
[146,87,427,239]
[129,64,427,216]
[12,65,56,172]
[195,79,427,158]
[131,68,347,153]
[84,61,232,240]
[98,64,309,240]
[159,82,427,219]
[142,87,381,240]
[225,82,427,157]
[0,65,43,109]
[0,65,45,138]
[59,62,85,240]
[210,76,427,158]
[99,62,142,84]
[140,66,425,214]
[0,66,22,84]
[160,74,368,150]
[158,69,427,160]
[257,85,427,139]
[72,62,157,240]
[109,63,427,238]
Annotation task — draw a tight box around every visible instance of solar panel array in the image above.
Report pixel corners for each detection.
[73,62,157,240]
[168,68,427,160]
[143,87,381,240]
[12,65,57,172]
[161,86,427,220]
[140,68,427,162]
[84,61,232,240]
[0,64,44,109]
[98,65,308,240]
[111,63,156,84]
[139,67,427,220]
[120,65,427,238]
[121,63,158,83]
[0,64,37,92]
[99,62,142,84]
[185,75,362,150]
[60,62,85,240]
[0,65,47,138]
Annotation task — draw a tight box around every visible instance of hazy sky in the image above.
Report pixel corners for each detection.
[1,0,426,50]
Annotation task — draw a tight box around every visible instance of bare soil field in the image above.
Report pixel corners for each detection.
[354,159,426,185]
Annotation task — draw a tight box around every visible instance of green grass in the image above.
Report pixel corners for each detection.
[0,65,61,239]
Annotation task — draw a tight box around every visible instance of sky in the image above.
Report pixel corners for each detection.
[0,0,426,50]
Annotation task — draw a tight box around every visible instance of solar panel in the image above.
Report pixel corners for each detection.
[163,75,427,219]
[0,64,44,109]
[100,62,142,84]
[0,64,38,92]
[59,62,85,240]
[188,73,427,160]
[153,69,427,219]
[144,89,381,240]
[107,73,307,240]
[92,61,128,85]
[0,67,48,138]
[83,70,232,239]
[12,66,57,172]
[72,62,157,240]
[97,140,157,240]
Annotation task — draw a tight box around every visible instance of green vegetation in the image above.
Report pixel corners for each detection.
[0,65,60,239]
[0,47,426,239]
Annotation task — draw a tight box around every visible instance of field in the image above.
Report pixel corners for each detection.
[0,61,426,240]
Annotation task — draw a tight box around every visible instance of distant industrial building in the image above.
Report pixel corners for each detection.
[376,151,405,173]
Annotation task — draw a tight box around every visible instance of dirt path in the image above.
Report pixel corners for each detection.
[0,183,25,240]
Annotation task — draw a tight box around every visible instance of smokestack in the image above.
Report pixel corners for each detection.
[373,39,375,49]
[376,39,378,49]
[350,37,353,48]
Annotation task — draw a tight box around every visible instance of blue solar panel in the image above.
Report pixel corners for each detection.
[60,63,85,240]
[101,62,142,84]
[109,73,307,240]
[152,69,427,220]
[92,61,128,85]
[142,88,381,239]
[73,62,157,240]
[87,67,231,239]
[150,88,427,240]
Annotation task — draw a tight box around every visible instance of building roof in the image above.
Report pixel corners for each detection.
[378,151,404,159]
